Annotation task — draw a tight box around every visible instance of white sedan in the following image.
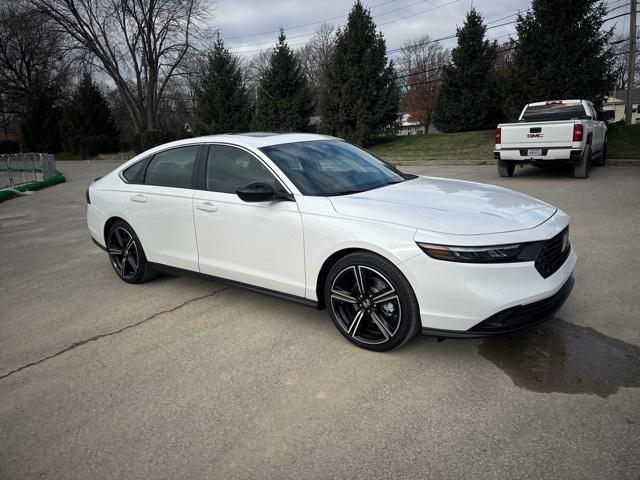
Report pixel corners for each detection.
[87,133,575,351]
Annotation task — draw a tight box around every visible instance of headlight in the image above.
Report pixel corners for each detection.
[416,242,524,263]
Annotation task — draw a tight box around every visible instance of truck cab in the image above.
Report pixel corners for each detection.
[494,100,607,179]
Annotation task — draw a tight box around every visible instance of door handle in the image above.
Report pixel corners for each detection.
[195,202,218,213]
[130,194,147,203]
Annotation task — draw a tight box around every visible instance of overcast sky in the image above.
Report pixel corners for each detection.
[213,0,629,62]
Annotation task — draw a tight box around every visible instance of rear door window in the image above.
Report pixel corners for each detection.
[144,146,198,188]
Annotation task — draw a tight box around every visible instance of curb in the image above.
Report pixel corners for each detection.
[0,170,66,202]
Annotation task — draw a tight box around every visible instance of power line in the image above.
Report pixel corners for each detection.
[229,0,459,52]
[225,0,400,40]
[391,5,634,56]
[387,15,521,54]
[392,31,515,73]
[377,0,459,27]
[227,0,452,50]
[232,3,635,58]
[226,0,446,48]
[396,45,516,84]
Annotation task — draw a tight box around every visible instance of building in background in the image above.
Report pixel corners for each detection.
[603,89,639,123]
[396,113,441,135]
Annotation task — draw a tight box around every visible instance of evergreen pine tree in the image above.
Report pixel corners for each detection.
[194,37,252,134]
[20,80,61,153]
[321,1,398,146]
[512,0,612,109]
[433,9,503,133]
[254,30,313,132]
[62,73,119,157]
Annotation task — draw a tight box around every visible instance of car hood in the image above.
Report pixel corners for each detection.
[328,176,557,235]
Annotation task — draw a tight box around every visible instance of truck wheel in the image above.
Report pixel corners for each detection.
[498,160,515,177]
[594,140,607,167]
[574,147,591,179]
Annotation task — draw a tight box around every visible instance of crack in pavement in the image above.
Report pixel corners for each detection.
[0,287,230,382]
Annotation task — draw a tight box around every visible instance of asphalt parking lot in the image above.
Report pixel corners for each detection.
[1,161,639,479]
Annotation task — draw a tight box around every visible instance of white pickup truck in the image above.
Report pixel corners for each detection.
[494,100,607,179]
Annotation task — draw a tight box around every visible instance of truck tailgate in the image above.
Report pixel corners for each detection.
[501,121,575,147]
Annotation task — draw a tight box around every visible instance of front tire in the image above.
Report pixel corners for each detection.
[324,252,421,351]
[498,160,515,177]
[106,220,156,284]
[574,146,591,179]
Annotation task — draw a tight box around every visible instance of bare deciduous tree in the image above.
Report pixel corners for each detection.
[609,35,640,90]
[398,36,449,132]
[0,0,70,140]
[29,0,211,133]
[298,24,335,95]
[245,49,271,88]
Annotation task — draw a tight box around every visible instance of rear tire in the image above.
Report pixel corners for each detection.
[324,252,421,351]
[498,160,515,177]
[106,220,157,284]
[574,147,591,179]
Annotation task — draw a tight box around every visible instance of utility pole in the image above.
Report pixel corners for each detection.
[625,0,637,126]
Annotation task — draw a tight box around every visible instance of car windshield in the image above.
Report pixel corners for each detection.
[521,103,589,122]
[260,140,413,196]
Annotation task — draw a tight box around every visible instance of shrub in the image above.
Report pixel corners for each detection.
[0,140,20,154]
[66,135,117,159]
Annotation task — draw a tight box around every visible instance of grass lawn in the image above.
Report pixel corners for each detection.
[606,124,640,160]
[54,151,83,161]
[369,130,495,163]
[369,124,640,164]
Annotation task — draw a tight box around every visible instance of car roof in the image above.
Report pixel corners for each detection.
[153,132,340,151]
[121,133,343,169]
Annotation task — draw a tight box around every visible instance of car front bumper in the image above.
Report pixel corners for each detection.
[397,228,576,334]
[420,275,574,338]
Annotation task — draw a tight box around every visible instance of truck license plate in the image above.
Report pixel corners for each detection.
[528,149,543,156]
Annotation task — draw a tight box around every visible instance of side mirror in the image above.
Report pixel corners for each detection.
[236,182,293,202]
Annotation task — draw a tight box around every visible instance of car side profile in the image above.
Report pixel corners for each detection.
[87,133,576,351]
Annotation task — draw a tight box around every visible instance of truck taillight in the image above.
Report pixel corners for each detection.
[573,124,583,142]
[495,127,501,145]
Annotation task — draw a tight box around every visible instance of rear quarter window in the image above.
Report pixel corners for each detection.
[122,160,145,183]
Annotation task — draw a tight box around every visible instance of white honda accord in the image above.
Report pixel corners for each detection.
[87,133,575,351]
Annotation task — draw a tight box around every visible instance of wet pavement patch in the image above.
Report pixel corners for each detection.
[478,319,640,397]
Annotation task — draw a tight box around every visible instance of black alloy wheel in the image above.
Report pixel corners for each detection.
[325,252,420,351]
[107,220,156,284]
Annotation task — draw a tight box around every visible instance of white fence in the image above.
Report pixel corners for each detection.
[0,153,56,189]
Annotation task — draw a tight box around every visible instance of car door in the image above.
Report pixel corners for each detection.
[192,144,306,297]
[124,144,201,271]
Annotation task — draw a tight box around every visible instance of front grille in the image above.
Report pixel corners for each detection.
[535,227,571,278]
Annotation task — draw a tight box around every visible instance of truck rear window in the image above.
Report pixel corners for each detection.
[522,104,588,122]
